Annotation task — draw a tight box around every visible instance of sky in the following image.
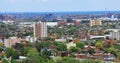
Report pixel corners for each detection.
[0,0,120,12]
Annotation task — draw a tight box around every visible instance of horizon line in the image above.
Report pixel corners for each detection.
[0,10,120,13]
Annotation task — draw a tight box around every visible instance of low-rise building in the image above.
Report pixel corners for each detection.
[46,22,58,27]
[4,37,21,48]
[25,36,36,42]
[109,29,120,40]
[66,42,76,49]
[74,54,89,59]
[55,39,66,42]
[58,21,67,25]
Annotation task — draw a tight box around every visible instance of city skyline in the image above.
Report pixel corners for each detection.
[0,0,120,12]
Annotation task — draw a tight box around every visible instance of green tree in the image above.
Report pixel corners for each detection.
[103,43,111,48]
[53,42,59,46]
[56,43,67,51]
[40,42,51,48]
[0,43,3,47]
[27,48,43,63]
[56,57,62,63]
[116,51,120,60]
[95,42,103,49]
[56,57,77,63]
[88,48,95,54]
[22,47,30,56]
[12,51,19,59]
[11,59,19,63]
[69,28,76,35]
[43,37,52,41]
[35,42,42,53]
[47,59,55,63]
[0,48,3,52]
[5,48,14,58]
[106,47,116,53]
[84,41,88,45]
[76,42,85,49]
[2,59,9,63]
[69,53,75,58]
[41,49,52,59]
[5,48,20,59]
[69,46,79,53]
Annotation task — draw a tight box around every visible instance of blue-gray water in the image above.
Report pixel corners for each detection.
[0,11,120,18]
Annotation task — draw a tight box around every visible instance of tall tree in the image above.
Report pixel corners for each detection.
[27,48,43,63]
[5,48,14,58]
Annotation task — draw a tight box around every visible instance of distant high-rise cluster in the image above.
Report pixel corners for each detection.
[34,21,47,39]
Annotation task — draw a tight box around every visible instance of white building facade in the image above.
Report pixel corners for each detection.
[34,21,47,39]
[41,22,47,38]
[110,31,120,40]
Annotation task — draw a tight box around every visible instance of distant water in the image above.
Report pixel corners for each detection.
[48,11,120,15]
[0,11,120,18]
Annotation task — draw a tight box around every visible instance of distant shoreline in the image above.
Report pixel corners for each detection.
[0,11,120,14]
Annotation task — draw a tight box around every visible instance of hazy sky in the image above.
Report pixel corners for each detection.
[0,0,120,12]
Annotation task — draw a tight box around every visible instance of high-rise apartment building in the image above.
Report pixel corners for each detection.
[90,20,102,27]
[34,21,47,39]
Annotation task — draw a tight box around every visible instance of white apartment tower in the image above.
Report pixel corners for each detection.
[34,21,47,39]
